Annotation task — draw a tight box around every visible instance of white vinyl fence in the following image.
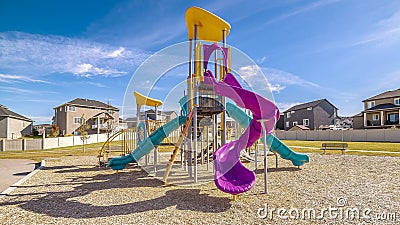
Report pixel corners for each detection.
[275,129,400,142]
[0,133,117,151]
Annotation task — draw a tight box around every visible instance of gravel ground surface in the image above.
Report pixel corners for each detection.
[0,153,399,224]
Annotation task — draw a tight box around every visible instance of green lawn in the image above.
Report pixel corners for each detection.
[281,140,400,157]
[1,139,399,163]
[0,142,104,162]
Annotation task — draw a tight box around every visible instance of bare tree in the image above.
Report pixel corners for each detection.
[77,114,90,152]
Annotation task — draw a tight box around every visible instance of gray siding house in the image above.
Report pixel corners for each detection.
[283,99,338,131]
[0,105,33,139]
[53,98,119,135]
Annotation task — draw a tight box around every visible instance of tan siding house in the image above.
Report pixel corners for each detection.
[53,98,119,135]
[358,89,400,129]
[0,105,33,139]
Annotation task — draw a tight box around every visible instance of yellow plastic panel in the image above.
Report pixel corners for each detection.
[185,6,231,42]
[134,91,163,107]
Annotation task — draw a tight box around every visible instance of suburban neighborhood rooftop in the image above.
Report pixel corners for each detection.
[0,104,32,122]
[284,98,337,112]
[363,89,400,102]
[53,98,119,110]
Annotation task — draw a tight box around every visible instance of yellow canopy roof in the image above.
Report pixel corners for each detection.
[185,6,231,42]
[134,91,163,107]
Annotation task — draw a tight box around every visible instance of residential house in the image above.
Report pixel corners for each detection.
[289,125,310,131]
[283,99,338,131]
[0,104,32,139]
[275,113,285,130]
[32,124,52,136]
[125,110,179,129]
[355,89,400,129]
[53,98,119,135]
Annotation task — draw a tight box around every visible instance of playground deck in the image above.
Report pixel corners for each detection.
[0,154,399,224]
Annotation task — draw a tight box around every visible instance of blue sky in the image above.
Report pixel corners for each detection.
[1,0,400,123]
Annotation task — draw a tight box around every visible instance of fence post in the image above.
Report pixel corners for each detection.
[22,139,26,151]
[42,128,45,149]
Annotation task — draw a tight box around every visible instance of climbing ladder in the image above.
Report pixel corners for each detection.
[163,110,194,184]
[98,128,136,167]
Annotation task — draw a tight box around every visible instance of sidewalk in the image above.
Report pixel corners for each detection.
[0,159,36,193]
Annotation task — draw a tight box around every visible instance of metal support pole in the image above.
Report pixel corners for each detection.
[154,147,158,173]
[193,107,198,182]
[206,125,210,171]
[136,104,141,148]
[221,29,227,146]
[201,127,204,164]
[254,142,258,171]
[154,105,158,173]
[213,114,218,173]
[259,120,268,194]
[193,24,198,183]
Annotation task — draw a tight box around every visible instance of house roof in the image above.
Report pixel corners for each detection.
[0,104,32,122]
[352,112,363,117]
[284,99,337,112]
[92,112,114,119]
[289,125,310,131]
[363,89,400,102]
[54,98,119,110]
[365,103,400,111]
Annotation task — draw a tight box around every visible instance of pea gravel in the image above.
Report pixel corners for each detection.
[0,154,399,224]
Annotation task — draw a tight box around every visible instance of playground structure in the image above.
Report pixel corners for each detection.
[107,6,310,197]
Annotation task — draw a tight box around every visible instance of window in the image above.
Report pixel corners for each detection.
[68,106,76,112]
[307,107,312,111]
[367,101,375,109]
[303,119,309,126]
[388,113,399,123]
[108,110,113,114]
[395,98,400,106]
[293,121,298,126]
[74,117,83,124]
[372,114,379,121]
[286,121,289,128]
[287,112,291,118]
[291,111,295,114]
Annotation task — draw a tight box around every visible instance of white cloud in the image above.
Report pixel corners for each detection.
[0,31,149,78]
[238,65,286,93]
[238,65,319,94]
[71,63,125,77]
[0,73,49,83]
[262,68,320,88]
[107,47,125,58]
[264,0,342,25]
[319,10,400,51]
[276,102,303,112]
[256,56,267,64]
[29,116,53,123]
[87,81,107,88]
[0,86,37,94]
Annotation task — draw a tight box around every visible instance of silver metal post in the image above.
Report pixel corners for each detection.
[259,120,268,194]
[221,29,227,146]
[254,142,258,171]
[201,127,204,164]
[154,106,158,173]
[193,24,198,183]
[136,105,141,148]
[213,114,218,173]
[206,125,209,171]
